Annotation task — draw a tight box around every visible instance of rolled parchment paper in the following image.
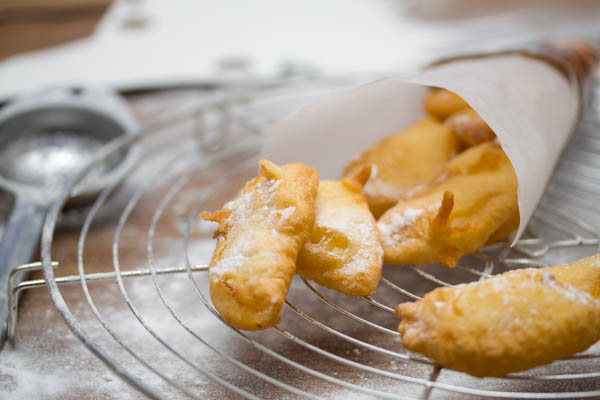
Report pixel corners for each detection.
[262,40,597,243]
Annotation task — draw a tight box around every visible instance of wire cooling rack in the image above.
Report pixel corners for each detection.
[5,77,600,399]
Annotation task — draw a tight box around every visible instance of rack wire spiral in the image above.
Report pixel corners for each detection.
[6,78,600,399]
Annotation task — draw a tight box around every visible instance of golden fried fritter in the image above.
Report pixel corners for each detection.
[201,159,318,330]
[395,254,600,377]
[296,165,383,296]
[377,142,518,268]
[424,88,470,120]
[548,255,600,299]
[446,108,496,147]
[343,118,461,218]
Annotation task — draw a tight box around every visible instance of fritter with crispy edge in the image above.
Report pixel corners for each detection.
[396,254,600,377]
[446,108,496,147]
[344,118,461,218]
[201,159,318,330]
[377,142,519,268]
[424,88,470,120]
[297,165,383,296]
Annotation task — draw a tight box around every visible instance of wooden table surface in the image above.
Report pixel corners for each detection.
[0,0,111,62]
[1,4,600,399]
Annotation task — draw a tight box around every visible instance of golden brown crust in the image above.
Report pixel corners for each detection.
[395,254,600,377]
[201,159,318,330]
[377,142,519,267]
[549,256,600,299]
[343,118,461,218]
[446,108,496,147]
[296,165,383,296]
[424,88,470,120]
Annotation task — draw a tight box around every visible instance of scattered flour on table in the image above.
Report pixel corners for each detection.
[0,239,231,400]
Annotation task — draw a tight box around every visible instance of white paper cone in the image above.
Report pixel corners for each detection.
[262,54,580,243]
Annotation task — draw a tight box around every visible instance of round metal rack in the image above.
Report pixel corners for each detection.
[6,78,600,399]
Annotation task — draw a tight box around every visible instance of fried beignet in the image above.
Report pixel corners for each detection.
[424,88,470,120]
[446,108,496,147]
[377,142,518,267]
[201,159,318,330]
[296,165,383,296]
[344,118,461,218]
[548,255,600,299]
[395,254,600,377]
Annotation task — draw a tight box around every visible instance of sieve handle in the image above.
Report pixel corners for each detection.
[0,197,46,345]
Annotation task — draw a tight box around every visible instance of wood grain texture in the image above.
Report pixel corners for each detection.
[0,0,111,61]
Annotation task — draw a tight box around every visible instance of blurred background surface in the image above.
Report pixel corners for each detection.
[0,0,110,61]
[2,0,600,100]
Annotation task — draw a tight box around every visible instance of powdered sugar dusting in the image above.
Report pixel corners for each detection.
[276,206,296,225]
[377,207,424,247]
[362,170,423,202]
[427,202,441,213]
[450,111,471,127]
[222,178,281,226]
[210,177,292,277]
[363,178,401,200]
[212,230,256,275]
[0,360,74,400]
[306,206,382,275]
[541,270,594,305]
[405,184,425,200]
[0,248,226,400]
[369,164,378,179]
[479,268,595,306]
[344,245,383,275]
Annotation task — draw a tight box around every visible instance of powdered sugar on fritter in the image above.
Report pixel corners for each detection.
[377,207,424,247]
[222,179,280,225]
[363,178,401,201]
[404,184,425,200]
[307,206,381,275]
[465,268,596,306]
[211,178,292,276]
[540,270,594,305]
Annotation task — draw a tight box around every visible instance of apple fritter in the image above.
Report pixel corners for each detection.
[201,159,318,330]
[343,118,461,218]
[377,142,519,267]
[296,165,383,296]
[424,88,470,120]
[446,108,496,147]
[395,254,600,377]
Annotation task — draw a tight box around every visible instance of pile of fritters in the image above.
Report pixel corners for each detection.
[347,88,514,268]
[200,88,599,378]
